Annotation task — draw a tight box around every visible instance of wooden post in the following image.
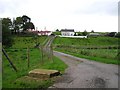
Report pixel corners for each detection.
[27,46,30,68]
[40,46,44,64]
[51,44,54,63]
[2,48,17,72]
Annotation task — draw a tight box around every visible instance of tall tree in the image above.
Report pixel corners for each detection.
[107,32,116,37]
[24,22,35,30]
[2,18,12,29]
[13,17,23,34]
[22,15,35,31]
[22,15,31,24]
[2,18,13,47]
[115,32,120,38]
[91,30,94,33]
[82,30,88,36]
[56,29,59,32]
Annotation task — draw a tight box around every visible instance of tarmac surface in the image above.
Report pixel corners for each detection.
[50,51,119,88]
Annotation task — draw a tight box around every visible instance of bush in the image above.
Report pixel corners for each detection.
[2,25,14,48]
[80,50,90,56]
[115,32,120,38]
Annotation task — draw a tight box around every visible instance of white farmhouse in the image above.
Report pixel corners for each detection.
[61,29,74,36]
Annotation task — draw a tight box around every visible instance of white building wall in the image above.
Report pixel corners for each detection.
[61,32,74,36]
[59,35,87,38]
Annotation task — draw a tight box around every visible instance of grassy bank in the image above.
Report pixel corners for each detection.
[11,36,47,49]
[53,37,119,46]
[3,36,67,88]
[55,48,118,64]
[53,37,119,64]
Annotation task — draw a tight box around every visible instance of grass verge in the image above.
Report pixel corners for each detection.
[55,48,119,65]
[3,36,68,88]
[53,37,119,65]
[3,48,67,88]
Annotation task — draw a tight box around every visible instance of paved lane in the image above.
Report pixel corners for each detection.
[50,51,118,88]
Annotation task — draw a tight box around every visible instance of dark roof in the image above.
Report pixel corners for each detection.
[28,30,51,34]
[61,29,74,32]
[38,31,51,34]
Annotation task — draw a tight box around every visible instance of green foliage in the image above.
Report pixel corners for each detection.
[52,31,61,35]
[23,22,35,31]
[2,18,14,48]
[3,36,67,88]
[41,56,68,73]
[107,32,117,37]
[14,77,53,88]
[12,17,23,34]
[55,48,118,64]
[53,36,119,64]
[22,15,35,31]
[53,37,119,46]
[3,48,67,88]
[91,30,94,33]
[2,15,35,36]
[74,32,77,36]
[82,30,88,36]
[56,29,59,32]
[22,15,31,23]
[115,32,120,38]
[2,18,12,27]
[11,36,47,48]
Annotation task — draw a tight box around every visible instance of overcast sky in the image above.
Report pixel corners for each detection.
[0,0,119,32]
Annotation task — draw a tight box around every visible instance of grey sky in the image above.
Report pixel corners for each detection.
[0,0,118,32]
[74,0,117,16]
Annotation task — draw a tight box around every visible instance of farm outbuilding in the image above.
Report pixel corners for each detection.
[88,33,101,37]
[27,29,52,36]
[38,31,52,36]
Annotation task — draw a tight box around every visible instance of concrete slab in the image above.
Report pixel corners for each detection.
[28,69,60,79]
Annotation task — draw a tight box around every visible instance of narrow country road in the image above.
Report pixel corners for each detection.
[50,51,118,88]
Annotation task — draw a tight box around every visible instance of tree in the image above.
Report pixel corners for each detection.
[2,18,12,29]
[13,17,23,34]
[78,33,82,36]
[91,30,94,33]
[23,22,35,30]
[82,30,88,36]
[115,32,120,38]
[56,29,59,32]
[2,18,13,47]
[107,32,116,37]
[22,15,35,31]
[74,32,77,36]
[22,15,31,24]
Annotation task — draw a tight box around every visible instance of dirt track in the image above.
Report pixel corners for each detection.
[50,51,118,88]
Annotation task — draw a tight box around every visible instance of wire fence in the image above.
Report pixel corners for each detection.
[3,35,55,73]
[40,36,55,63]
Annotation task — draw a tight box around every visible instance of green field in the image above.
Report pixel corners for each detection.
[53,36,119,64]
[10,36,47,49]
[3,36,67,88]
[53,36,119,46]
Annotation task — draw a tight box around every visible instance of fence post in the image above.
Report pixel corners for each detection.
[51,44,54,63]
[40,45,44,64]
[2,48,17,72]
[27,46,30,68]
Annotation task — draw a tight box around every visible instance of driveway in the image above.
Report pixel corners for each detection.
[50,51,119,88]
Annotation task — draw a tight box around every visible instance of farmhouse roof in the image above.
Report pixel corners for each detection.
[38,31,51,33]
[28,30,51,34]
[61,29,74,32]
